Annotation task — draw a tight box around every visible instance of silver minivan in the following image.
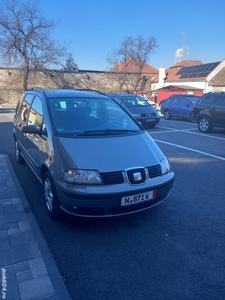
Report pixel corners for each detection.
[13,87,175,219]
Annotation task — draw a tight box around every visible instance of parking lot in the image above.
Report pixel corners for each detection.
[1,110,225,300]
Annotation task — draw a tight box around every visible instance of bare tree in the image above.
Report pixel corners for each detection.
[106,35,157,92]
[0,0,68,90]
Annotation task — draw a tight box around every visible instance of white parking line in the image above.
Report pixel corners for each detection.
[154,139,225,161]
[151,126,225,141]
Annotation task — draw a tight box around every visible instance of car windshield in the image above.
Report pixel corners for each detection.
[121,96,151,107]
[48,97,141,136]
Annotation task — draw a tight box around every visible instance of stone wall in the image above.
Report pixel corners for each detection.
[0,68,153,105]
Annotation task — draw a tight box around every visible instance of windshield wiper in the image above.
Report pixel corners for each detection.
[105,129,138,134]
[75,129,138,136]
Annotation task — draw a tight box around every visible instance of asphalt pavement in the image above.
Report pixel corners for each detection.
[0,153,71,300]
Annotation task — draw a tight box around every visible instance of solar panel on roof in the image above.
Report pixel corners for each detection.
[176,62,220,78]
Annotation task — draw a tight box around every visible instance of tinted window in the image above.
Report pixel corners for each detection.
[200,94,218,105]
[216,96,225,107]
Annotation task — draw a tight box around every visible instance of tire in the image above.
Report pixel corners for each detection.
[198,116,213,133]
[164,109,171,120]
[15,140,25,164]
[43,171,61,218]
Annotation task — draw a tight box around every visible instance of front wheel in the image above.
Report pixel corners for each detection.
[198,116,213,133]
[43,172,61,218]
[164,109,171,120]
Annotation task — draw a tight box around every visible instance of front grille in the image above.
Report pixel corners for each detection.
[127,168,146,184]
[100,171,124,184]
[148,165,162,178]
[99,164,162,185]
[141,113,157,117]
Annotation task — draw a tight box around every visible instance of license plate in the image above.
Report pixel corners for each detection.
[121,190,156,207]
[146,119,155,122]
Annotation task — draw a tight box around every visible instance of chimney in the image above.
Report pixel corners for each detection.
[159,64,166,87]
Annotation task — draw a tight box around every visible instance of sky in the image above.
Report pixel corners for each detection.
[36,0,225,70]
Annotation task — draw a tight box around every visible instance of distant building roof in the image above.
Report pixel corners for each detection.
[164,60,220,82]
[208,67,225,86]
[170,60,203,68]
[152,85,203,92]
[110,57,158,75]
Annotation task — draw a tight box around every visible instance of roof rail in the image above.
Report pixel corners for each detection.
[74,88,107,96]
[26,86,45,93]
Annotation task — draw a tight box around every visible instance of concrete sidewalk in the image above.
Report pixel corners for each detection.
[0,154,71,300]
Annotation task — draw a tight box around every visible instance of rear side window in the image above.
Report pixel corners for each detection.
[216,95,225,107]
[200,94,218,105]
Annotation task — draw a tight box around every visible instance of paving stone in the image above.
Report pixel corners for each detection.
[0,243,41,266]
[8,227,20,235]
[11,197,21,205]
[18,220,32,233]
[3,202,24,214]
[2,261,30,275]
[9,231,36,248]
[18,275,55,300]
[1,268,20,300]
[0,211,27,227]
[1,222,19,230]
[0,187,18,199]
[29,257,47,278]
[1,199,12,205]
[16,269,33,283]
[0,229,10,250]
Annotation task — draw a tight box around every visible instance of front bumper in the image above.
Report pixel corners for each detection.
[54,172,175,217]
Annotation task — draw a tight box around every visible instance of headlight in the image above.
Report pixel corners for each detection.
[132,113,142,117]
[160,157,171,174]
[63,169,102,184]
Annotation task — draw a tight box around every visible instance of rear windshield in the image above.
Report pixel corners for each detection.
[48,97,141,136]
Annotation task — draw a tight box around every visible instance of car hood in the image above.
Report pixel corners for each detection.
[54,132,164,172]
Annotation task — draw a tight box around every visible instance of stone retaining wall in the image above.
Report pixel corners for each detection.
[0,68,153,105]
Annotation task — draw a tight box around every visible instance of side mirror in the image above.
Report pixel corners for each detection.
[22,124,39,134]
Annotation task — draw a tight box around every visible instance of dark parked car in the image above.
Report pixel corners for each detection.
[160,94,199,122]
[192,92,225,132]
[13,87,175,219]
[108,94,160,128]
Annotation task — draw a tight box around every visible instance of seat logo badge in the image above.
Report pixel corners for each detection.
[133,172,142,182]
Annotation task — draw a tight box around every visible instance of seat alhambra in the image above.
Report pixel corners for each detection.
[13,87,175,219]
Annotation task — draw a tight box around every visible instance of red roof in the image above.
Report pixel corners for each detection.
[110,57,158,75]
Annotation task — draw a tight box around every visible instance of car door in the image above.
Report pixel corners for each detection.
[23,96,47,175]
[169,97,180,116]
[212,95,225,127]
[179,98,191,118]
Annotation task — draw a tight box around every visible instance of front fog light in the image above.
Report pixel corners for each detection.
[63,169,102,184]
